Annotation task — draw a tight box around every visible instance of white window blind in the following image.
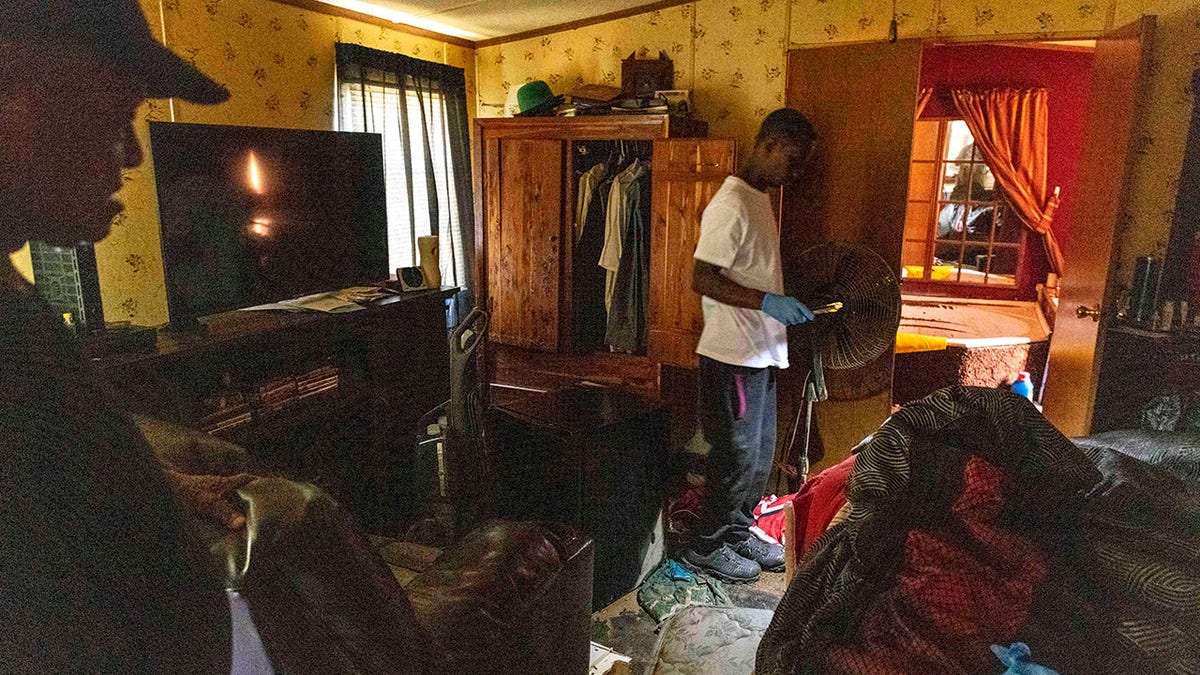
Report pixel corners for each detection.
[337,80,467,291]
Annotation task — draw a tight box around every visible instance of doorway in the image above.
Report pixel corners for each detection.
[893,41,1096,408]
[780,18,1155,475]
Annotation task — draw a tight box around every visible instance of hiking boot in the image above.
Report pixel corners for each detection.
[681,544,761,583]
[731,536,785,572]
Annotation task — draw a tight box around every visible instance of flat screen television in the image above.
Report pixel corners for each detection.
[149,121,389,322]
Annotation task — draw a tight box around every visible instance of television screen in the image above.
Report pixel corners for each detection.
[149,121,389,321]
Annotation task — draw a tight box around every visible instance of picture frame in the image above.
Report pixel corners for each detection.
[654,89,692,117]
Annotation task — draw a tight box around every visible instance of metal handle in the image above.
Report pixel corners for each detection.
[811,301,843,315]
[1076,305,1101,321]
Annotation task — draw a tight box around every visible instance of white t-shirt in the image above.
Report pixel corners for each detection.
[693,176,788,369]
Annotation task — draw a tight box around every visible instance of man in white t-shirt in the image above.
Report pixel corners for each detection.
[684,109,817,583]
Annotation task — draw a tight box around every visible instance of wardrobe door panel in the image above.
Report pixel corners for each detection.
[648,138,737,369]
[488,139,565,350]
[783,40,922,477]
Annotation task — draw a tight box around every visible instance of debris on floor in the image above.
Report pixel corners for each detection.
[590,641,633,675]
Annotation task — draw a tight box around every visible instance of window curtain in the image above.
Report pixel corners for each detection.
[950,88,1064,275]
[915,87,933,119]
[335,43,476,321]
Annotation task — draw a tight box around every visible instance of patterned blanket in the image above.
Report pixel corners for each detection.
[756,386,1200,674]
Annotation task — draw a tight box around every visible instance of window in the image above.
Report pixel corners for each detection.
[338,76,467,287]
[902,119,1024,288]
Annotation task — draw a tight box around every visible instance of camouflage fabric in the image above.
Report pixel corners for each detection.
[638,558,732,624]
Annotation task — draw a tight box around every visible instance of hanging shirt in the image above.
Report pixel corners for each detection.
[693,176,789,369]
[574,163,608,246]
[599,159,641,316]
[574,174,615,351]
[606,163,650,351]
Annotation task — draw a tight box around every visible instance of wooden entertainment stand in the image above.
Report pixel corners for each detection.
[91,287,457,534]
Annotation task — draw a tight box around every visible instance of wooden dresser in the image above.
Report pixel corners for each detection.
[1092,325,1200,433]
[91,288,456,533]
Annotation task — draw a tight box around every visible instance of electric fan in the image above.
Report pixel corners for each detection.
[781,241,901,486]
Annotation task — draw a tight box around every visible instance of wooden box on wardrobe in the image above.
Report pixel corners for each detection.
[473,115,736,380]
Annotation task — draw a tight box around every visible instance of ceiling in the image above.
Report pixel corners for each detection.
[314,0,672,42]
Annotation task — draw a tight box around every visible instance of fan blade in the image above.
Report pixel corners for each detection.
[793,242,902,371]
[833,250,861,285]
[829,331,859,357]
[852,297,899,320]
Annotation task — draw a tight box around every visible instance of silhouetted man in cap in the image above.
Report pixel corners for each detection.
[0,1,245,671]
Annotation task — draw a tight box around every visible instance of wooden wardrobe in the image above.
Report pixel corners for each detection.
[474,115,735,378]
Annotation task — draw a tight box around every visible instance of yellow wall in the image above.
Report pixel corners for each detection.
[9,245,33,284]
[476,3,785,155]
[21,0,1192,321]
[475,0,1198,292]
[89,0,475,326]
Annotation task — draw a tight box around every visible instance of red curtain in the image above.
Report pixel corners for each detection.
[950,88,1064,275]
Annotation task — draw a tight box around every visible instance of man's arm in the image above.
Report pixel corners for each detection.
[692,260,766,309]
[692,260,814,325]
[130,414,256,529]
[131,413,249,474]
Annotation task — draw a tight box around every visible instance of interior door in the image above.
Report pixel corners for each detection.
[647,138,737,368]
[1042,17,1156,437]
[486,138,565,350]
[781,40,922,476]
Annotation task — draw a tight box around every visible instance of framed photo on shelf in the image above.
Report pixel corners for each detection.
[655,89,692,116]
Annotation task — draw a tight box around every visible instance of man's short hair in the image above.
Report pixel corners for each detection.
[755,108,816,147]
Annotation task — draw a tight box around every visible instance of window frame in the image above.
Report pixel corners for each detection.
[336,74,467,290]
[903,117,1029,297]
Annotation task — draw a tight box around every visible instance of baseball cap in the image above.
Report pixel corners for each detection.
[0,0,230,104]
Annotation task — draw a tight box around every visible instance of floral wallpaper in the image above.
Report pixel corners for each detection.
[693,0,790,150]
[475,2,790,148]
[474,6,695,119]
[1109,0,1198,292]
[475,0,1199,294]
[7,0,1193,323]
[82,0,475,326]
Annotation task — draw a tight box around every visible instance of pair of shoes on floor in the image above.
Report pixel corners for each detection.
[731,536,785,573]
[681,537,785,584]
[682,545,760,583]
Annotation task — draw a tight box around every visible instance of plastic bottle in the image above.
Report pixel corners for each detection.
[1012,371,1034,401]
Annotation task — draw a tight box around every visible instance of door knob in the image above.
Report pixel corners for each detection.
[1075,305,1101,321]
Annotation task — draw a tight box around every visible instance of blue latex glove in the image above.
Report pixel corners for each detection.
[761,293,814,326]
[991,643,1059,675]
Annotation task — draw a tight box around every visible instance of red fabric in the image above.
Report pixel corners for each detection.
[824,455,1047,673]
[751,493,796,544]
[919,44,1094,296]
[752,455,855,554]
[666,462,709,535]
